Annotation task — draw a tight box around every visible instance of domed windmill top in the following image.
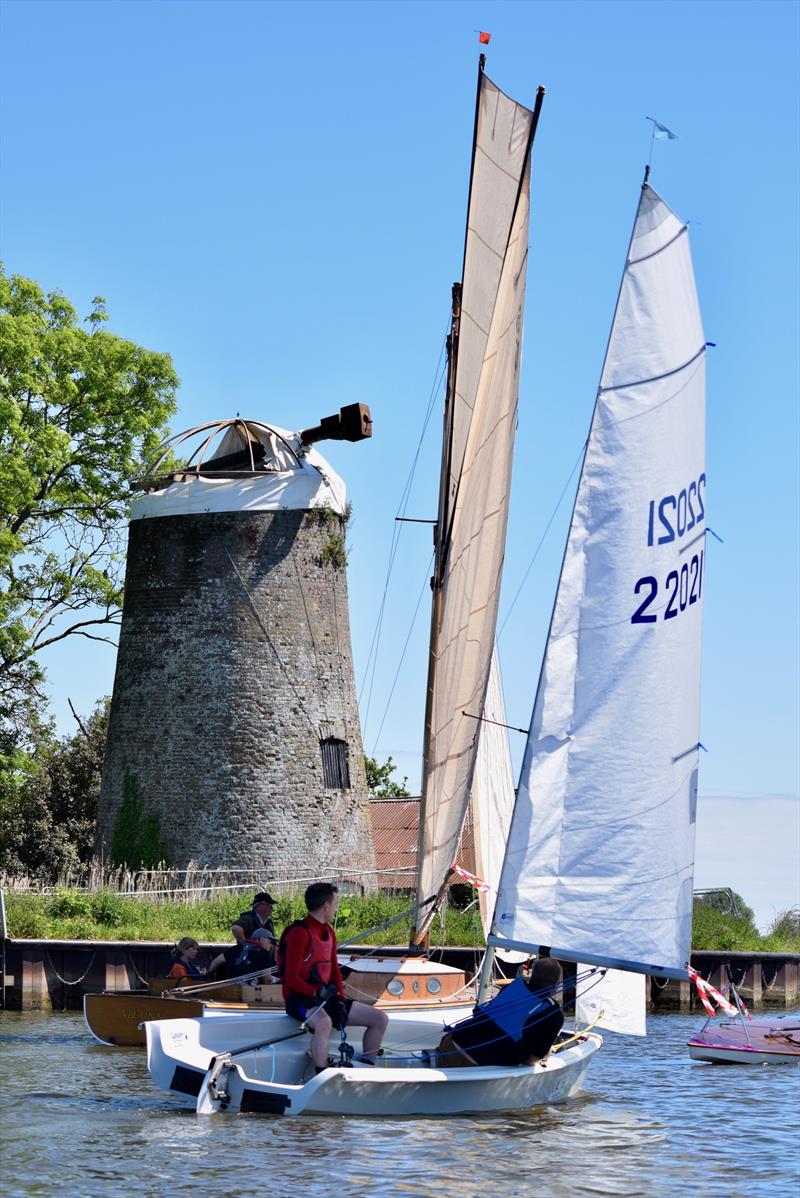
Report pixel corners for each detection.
[130,403,372,521]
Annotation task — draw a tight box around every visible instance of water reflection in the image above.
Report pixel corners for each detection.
[0,1011,797,1198]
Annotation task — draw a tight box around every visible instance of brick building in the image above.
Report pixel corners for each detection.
[96,417,375,874]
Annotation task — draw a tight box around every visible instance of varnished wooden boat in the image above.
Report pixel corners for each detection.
[84,956,475,1046]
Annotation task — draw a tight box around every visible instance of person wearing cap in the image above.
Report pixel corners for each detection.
[231,892,276,944]
[209,928,278,983]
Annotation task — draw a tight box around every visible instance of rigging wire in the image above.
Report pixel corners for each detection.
[225,549,320,739]
[359,324,449,740]
[496,439,587,641]
[370,549,435,758]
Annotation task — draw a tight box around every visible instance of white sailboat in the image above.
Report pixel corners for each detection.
[144,65,708,1116]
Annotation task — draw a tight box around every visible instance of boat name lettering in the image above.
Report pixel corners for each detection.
[646,474,705,546]
[631,551,704,624]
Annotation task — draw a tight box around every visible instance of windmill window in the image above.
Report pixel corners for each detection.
[320,737,350,790]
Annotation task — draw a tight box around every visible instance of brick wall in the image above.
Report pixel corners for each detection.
[96,508,375,875]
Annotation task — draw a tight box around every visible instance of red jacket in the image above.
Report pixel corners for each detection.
[281,915,344,1000]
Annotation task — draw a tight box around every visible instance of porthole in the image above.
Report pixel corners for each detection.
[386,979,404,996]
[426,977,442,995]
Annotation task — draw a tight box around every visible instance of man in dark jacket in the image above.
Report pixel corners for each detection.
[436,957,565,1068]
[231,891,276,944]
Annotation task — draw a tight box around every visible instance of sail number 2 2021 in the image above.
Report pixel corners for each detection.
[632,551,704,624]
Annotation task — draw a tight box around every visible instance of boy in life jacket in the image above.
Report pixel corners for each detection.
[435,957,565,1068]
[281,882,388,1074]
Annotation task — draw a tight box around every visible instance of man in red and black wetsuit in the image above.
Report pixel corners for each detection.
[282,882,388,1073]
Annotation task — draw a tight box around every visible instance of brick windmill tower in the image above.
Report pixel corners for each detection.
[96,407,376,876]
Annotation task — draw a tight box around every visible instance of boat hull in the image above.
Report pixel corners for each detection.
[197,1037,601,1117]
[687,1017,800,1066]
[83,992,261,1046]
[144,1011,601,1116]
[146,1008,473,1099]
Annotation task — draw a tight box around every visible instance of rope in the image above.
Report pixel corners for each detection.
[359,324,448,733]
[552,1010,605,1052]
[369,550,435,756]
[225,549,320,739]
[44,951,97,986]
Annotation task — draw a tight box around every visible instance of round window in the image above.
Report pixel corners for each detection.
[386,978,404,996]
[426,977,442,995]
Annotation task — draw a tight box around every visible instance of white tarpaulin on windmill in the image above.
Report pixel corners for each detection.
[130,426,347,519]
[415,75,535,926]
[491,186,706,977]
[470,649,517,937]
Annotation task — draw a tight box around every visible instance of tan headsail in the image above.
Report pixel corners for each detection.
[414,63,542,938]
[470,648,517,935]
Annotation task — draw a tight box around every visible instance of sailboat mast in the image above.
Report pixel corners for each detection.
[411,57,485,946]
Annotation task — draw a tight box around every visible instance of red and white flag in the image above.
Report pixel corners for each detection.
[687,967,742,1018]
[451,864,494,893]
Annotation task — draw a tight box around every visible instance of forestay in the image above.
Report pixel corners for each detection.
[491,184,707,978]
[416,73,535,926]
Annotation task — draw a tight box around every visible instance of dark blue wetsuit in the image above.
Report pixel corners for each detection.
[446,977,564,1065]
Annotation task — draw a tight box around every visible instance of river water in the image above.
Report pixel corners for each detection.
[1,1010,797,1197]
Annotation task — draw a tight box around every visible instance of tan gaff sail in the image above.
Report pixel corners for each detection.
[415,74,535,932]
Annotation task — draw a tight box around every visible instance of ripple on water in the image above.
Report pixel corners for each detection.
[0,1011,798,1198]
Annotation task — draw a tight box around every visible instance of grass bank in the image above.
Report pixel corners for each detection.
[3,890,798,954]
[2,888,485,950]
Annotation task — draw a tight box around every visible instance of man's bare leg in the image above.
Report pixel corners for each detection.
[305,1007,333,1068]
[346,1000,389,1059]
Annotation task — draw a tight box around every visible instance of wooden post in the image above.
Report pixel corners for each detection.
[21,950,51,1011]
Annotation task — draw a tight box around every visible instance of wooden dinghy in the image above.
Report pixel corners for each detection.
[84,977,286,1046]
[687,1018,800,1065]
[85,957,474,1046]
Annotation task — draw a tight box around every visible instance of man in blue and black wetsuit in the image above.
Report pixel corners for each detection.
[436,956,564,1067]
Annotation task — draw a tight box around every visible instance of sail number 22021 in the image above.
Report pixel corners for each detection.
[646,475,705,545]
[632,551,704,624]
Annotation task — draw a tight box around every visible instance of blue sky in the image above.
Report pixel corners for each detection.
[1,1,797,927]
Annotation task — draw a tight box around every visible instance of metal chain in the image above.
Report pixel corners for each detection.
[44,951,97,986]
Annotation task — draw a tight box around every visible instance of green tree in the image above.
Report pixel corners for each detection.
[0,698,109,877]
[364,754,411,797]
[0,267,178,724]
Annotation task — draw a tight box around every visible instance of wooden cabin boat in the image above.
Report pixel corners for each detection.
[84,956,474,1046]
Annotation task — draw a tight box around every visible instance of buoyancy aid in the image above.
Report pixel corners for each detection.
[280,916,341,998]
[455,977,554,1039]
[169,960,205,979]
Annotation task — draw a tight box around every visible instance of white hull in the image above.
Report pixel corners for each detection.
[688,1042,800,1066]
[146,1008,459,1099]
[145,1011,601,1116]
[198,1039,600,1117]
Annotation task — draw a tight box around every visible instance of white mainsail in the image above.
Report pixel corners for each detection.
[415,71,538,929]
[470,649,517,936]
[490,182,706,978]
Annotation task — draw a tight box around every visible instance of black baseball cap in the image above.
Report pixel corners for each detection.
[253,891,276,905]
